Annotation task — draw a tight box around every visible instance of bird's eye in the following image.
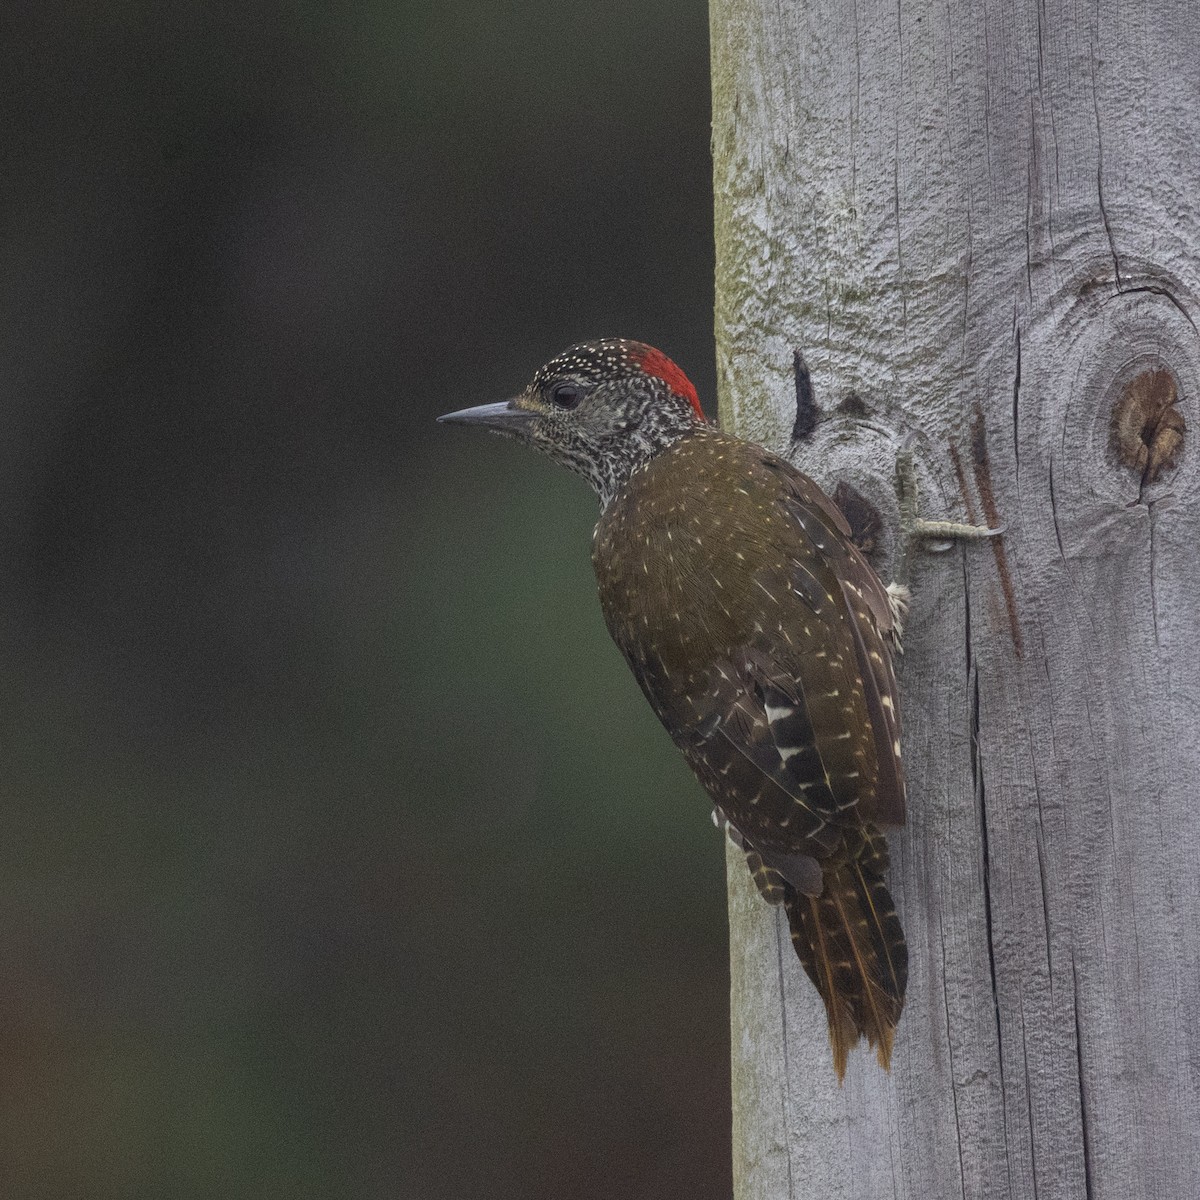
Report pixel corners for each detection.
[549,382,583,410]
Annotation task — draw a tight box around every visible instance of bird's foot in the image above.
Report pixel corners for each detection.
[894,438,1001,562]
[889,439,1003,614]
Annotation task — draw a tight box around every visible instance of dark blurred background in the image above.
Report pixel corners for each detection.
[0,3,724,1197]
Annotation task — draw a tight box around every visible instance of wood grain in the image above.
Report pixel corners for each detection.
[711,1,1200,1196]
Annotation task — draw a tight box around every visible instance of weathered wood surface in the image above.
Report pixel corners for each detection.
[711,2,1200,1197]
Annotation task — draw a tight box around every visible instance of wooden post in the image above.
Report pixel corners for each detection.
[711,2,1200,1197]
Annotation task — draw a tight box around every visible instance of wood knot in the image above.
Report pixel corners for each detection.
[1110,367,1186,485]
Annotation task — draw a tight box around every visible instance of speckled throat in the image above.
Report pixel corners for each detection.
[584,398,702,511]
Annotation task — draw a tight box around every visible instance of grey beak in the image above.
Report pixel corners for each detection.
[437,400,537,436]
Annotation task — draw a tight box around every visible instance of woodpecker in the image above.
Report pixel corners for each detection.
[440,339,914,1078]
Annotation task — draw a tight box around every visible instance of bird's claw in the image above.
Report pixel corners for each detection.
[894,443,1002,574]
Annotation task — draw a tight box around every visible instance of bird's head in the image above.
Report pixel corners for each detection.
[439,339,707,506]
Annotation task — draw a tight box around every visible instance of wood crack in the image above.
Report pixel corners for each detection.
[1019,1000,1043,1200]
[969,652,1006,1097]
[1072,957,1097,1200]
[972,640,1016,1196]
[1148,501,1160,645]
[1090,52,1122,290]
[1012,325,1022,477]
[1116,285,1199,336]
[1048,454,1068,563]
[938,914,970,1200]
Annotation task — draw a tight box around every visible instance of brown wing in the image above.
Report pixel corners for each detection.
[768,459,906,827]
[593,430,905,891]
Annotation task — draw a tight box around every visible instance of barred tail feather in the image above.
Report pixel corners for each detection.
[784,831,907,1080]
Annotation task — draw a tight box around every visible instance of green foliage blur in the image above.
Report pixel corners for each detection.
[1,2,725,1197]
